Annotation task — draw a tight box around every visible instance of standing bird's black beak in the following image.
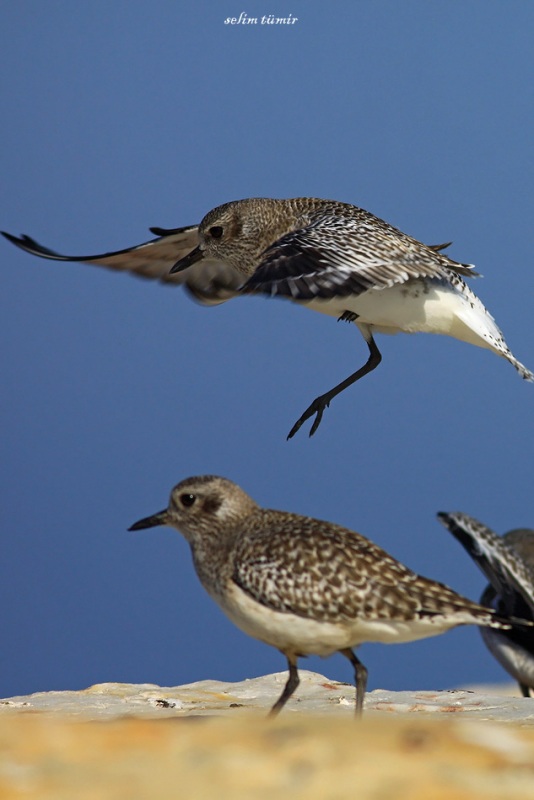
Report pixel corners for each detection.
[170,246,204,274]
[128,510,169,531]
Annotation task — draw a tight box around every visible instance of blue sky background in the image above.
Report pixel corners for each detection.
[2,1,534,701]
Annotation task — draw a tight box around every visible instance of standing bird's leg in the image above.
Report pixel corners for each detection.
[340,648,368,717]
[269,655,300,717]
[287,330,382,440]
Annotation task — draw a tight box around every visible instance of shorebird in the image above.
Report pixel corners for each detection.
[4,198,532,438]
[128,475,524,716]
[438,511,534,697]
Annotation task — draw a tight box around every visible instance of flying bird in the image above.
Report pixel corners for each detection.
[4,197,532,438]
[438,511,534,696]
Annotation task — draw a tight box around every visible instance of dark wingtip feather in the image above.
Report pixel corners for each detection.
[2,231,62,257]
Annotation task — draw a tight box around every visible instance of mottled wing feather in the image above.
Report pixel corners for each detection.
[438,512,534,618]
[2,227,199,280]
[232,511,492,624]
[1,228,243,305]
[243,210,476,301]
[505,530,534,571]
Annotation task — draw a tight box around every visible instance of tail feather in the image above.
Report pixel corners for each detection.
[450,281,533,380]
[505,354,534,382]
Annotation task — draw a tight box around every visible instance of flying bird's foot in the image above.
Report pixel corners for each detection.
[287,395,331,439]
[338,310,359,323]
[288,336,381,440]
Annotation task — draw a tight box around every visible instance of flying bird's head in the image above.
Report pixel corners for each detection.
[170,198,297,276]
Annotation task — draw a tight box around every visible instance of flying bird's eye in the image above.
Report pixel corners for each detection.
[180,493,196,508]
[209,226,223,239]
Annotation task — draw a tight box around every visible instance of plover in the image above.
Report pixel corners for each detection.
[128,475,523,716]
[4,198,532,438]
[438,511,534,697]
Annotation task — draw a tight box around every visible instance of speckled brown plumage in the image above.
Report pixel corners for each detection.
[4,197,532,438]
[232,511,492,624]
[129,476,524,717]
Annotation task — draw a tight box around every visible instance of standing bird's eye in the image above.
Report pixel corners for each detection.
[180,493,196,507]
[208,226,223,239]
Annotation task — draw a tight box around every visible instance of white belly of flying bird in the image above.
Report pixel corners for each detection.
[3,197,531,437]
[306,278,505,346]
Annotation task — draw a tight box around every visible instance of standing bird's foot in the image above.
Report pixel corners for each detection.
[268,657,300,717]
[340,648,368,717]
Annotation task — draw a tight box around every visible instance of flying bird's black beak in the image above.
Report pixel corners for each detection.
[128,510,169,531]
[170,246,203,274]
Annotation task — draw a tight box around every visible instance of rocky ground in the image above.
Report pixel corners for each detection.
[1,671,534,798]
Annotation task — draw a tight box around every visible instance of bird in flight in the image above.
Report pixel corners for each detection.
[3,197,532,438]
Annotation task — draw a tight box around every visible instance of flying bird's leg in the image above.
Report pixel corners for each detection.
[520,683,533,698]
[340,648,368,717]
[287,332,382,440]
[269,655,300,717]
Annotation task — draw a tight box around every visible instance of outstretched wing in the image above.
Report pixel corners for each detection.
[243,208,476,301]
[438,511,534,619]
[2,227,243,305]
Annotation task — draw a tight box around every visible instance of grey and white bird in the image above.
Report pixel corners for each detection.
[4,198,532,438]
[438,511,534,697]
[129,475,524,716]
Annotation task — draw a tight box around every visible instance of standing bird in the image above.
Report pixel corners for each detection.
[438,511,534,696]
[129,475,523,717]
[4,198,532,438]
